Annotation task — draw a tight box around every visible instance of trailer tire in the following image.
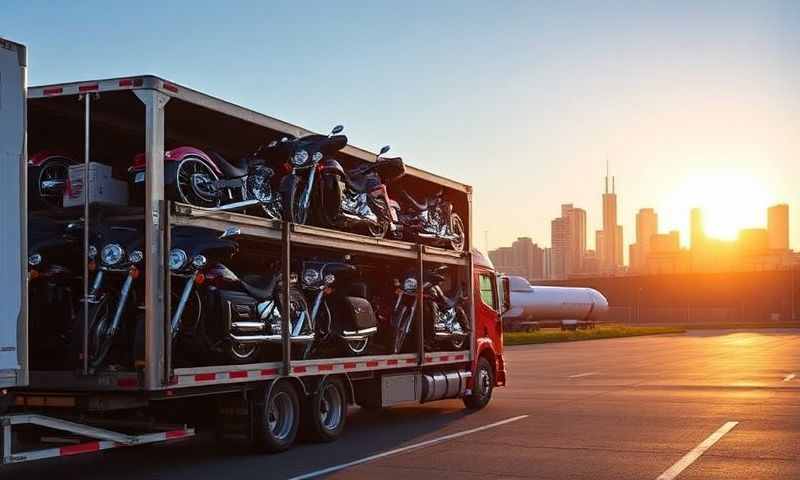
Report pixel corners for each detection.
[254,381,300,453]
[301,377,348,442]
[463,356,494,410]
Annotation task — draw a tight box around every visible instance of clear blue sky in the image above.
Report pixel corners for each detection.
[4,1,800,254]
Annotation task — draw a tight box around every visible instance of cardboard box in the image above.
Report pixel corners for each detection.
[63,162,128,207]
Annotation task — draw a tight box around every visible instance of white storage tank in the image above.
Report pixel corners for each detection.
[504,276,608,323]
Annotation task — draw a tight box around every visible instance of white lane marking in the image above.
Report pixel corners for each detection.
[287,415,529,480]
[783,373,796,382]
[568,372,598,378]
[655,421,739,480]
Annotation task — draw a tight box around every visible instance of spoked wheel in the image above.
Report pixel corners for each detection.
[449,213,466,252]
[302,378,347,442]
[449,307,468,350]
[175,157,220,208]
[37,159,71,208]
[367,197,390,238]
[286,180,309,225]
[71,295,116,370]
[254,381,300,453]
[464,356,494,410]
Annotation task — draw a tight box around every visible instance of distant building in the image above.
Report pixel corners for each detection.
[550,204,586,279]
[630,208,658,272]
[543,247,553,280]
[600,168,623,273]
[488,237,544,280]
[767,204,789,251]
[690,208,704,252]
[738,228,769,253]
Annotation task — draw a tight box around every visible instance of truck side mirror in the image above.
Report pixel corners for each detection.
[500,276,511,314]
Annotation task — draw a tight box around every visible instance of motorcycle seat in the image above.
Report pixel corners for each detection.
[344,170,381,194]
[239,273,278,301]
[208,152,248,179]
[402,190,429,212]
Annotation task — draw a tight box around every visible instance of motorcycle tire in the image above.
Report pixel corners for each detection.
[70,295,116,370]
[449,306,469,351]
[391,305,413,354]
[32,158,72,209]
[449,212,466,252]
[285,178,310,225]
[173,156,221,208]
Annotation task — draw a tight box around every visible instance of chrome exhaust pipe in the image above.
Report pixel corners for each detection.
[229,333,315,344]
[214,199,260,212]
[340,326,378,341]
[230,321,267,333]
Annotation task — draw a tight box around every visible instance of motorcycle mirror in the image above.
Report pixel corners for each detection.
[331,125,344,135]
[343,254,352,262]
[379,145,391,156]
[267,140,278,148]
[280,137,289,143]
[219,227,241,239]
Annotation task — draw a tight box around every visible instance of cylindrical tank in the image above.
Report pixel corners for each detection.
[504,276,608,322]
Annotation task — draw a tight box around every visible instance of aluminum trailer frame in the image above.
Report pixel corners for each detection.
[0,37,28,389]
[24,75,475,394]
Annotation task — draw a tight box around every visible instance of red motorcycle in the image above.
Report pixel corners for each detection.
[127,142,288,219]
[28,151,77,209]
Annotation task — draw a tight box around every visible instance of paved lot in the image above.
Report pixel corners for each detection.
[3,329,799,479]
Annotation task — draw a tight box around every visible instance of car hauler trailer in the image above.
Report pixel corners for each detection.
[1,36,508,465]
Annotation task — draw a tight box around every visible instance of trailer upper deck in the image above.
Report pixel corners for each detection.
[28,75,472,194]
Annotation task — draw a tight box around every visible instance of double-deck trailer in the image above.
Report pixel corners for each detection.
[0,37,508,465]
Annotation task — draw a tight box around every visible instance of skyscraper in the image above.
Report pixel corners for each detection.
[767,204,789,251]
[631,208,658,271]
[550,204,587,279]
[690,208,704,251]
[488,237,544,280]
[600,166,622,272]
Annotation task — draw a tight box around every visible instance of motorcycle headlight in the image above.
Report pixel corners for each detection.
[88,245,97,260]
[101,244,124,265]
[168,248,188,271]
[312,151,323,162]
[192,254,207,269]
[403,277,418,292]
[324,273,335,285]
[128,250,144,264]
[28,253,42,266]
[291,149,309,166]
[303,268,321,285]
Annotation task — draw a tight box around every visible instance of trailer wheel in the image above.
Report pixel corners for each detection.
[254,381,300,453]
[302,378,347,442]
[464,356,494,410]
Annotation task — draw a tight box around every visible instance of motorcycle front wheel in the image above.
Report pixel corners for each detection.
[449,212,466,252]
[391,305,414,354]
[449,306,469,350]
[285,179,310,225]
[35,158,72,209]
[71,295,117,370]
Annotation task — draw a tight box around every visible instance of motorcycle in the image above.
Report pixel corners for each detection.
[390,265,469,354]
[28,215,84,367]
[73,218,146,370]
[28,151,77,209]
[394,189,466,252]
[162,226,314,364]
[127,141,287,219]
[300,256,378,356]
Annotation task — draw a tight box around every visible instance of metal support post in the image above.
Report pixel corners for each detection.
[281,221,292,376]
[163,201,172,381]
[81,93,93,375]
[417,244,425,366]
[466,250,475,360]
[134,90,170,389]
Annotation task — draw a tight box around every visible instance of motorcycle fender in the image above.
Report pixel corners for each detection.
[28,151,75,167]
[318,159,345,178]
[165,147,223,176]
[280,173,301,193]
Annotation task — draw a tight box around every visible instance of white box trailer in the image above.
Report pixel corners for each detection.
[0,38,27,390]
[2,37,508,465]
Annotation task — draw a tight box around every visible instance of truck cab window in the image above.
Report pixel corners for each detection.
[479,273,497,310]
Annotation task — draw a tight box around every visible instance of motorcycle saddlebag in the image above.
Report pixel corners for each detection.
[207,289,259,337]
[335,296,377,331]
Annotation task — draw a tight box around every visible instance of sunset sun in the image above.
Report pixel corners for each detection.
[663,169,774,242]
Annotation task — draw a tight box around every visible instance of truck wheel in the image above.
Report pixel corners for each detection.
[254,381,300,453]
[302,378,347,442]
[464,357,494,410]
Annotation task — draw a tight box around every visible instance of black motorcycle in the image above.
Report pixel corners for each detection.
[162,226,314,364]
[73,218,145,370]
[394,189,466,252]
[391,265,469,354]
[300,257,378,356]
[28,215,84,367]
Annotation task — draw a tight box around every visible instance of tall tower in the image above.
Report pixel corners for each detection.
[634,208,658,270]
[601,163,620,272]
[767,204,789,251]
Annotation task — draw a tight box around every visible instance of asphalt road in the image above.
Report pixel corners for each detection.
[3,329,798,479]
